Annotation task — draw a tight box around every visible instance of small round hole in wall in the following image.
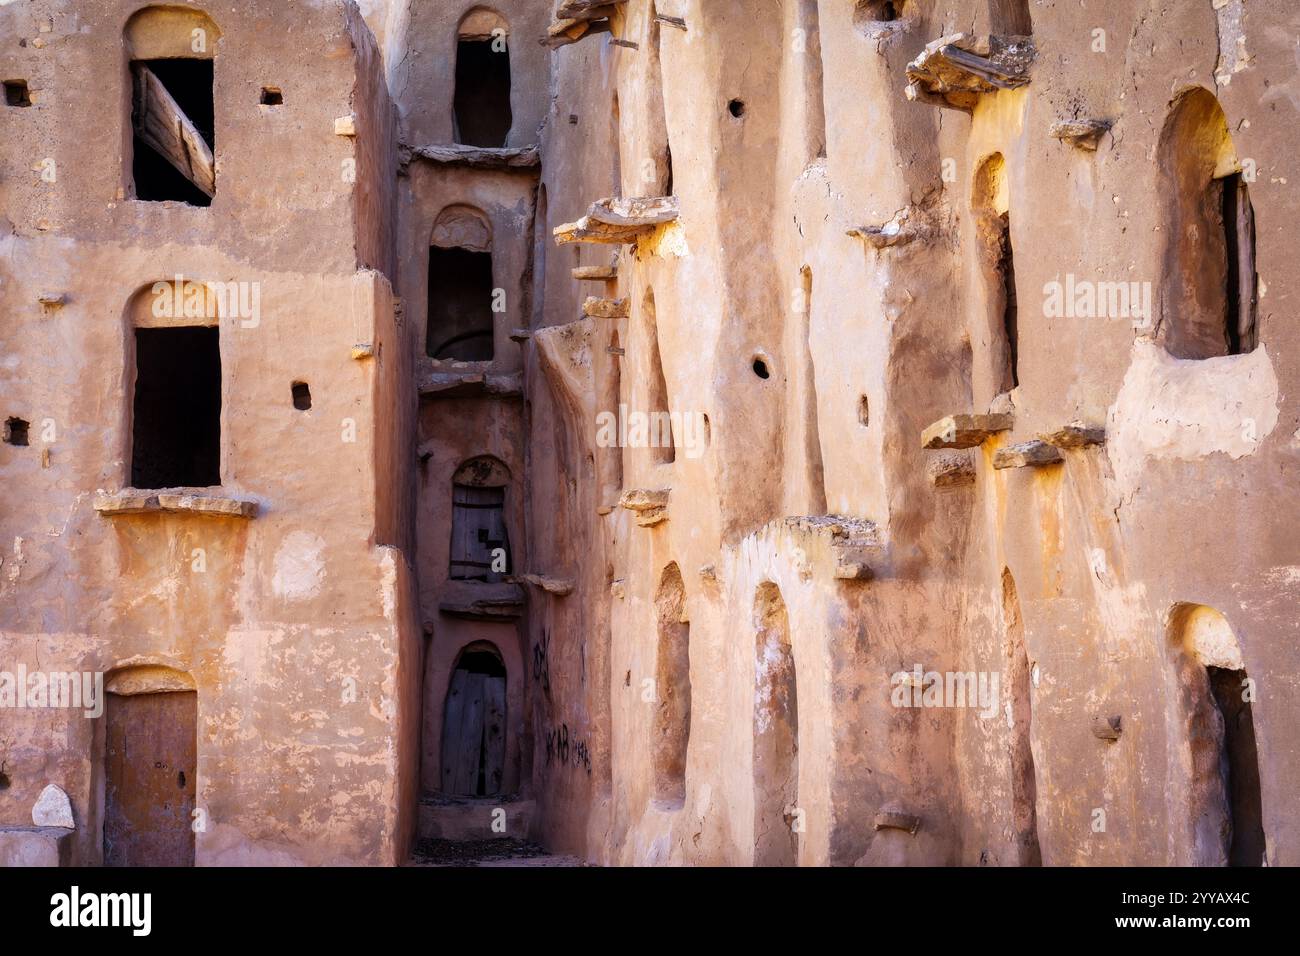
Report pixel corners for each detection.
[3,417,30,446]
[728,99,746,119]
[292,382,312,411]
[853,0,909,35]
[752,357,771,380]
[858,395,870,426]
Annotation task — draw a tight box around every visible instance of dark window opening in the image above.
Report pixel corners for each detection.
[1222,173,1258,355]
[292,381,312,411]
[752,357,771,379]
[453,40,512,148]
[1207,667,1265,866]
[427,247,496,361]
[260,87,283,106]
[728,99,746,119]
[132,327,221,489]
[859,1,899,22]
[4,80,31,107]
[131,58,215,206]
[858,396,870,427]
[450,484,509,582]
[4,417,30,446]
[996,212,1019,390]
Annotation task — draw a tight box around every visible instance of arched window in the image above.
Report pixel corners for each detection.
[453,8,512,147]
[1159,89,1258,359]
[653,563,691,808]
[973,153,1018,394]
[450,456,510,581]
[753,582,798,866]
[127,281,221,489]
[1170,604,1265,866]
[440,642,507,796]
[124,6,221,205]
[427,205,496,361]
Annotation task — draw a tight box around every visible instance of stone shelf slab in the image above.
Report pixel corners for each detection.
[1040,421,1106,448]
[94,490,259,519]
[418,369,524,399]
[514,574,575,597]
[572,264,618,281]
[1048,119,1111,151]
[554,196,679,246]
[405,143,540,169]
[620,489,669,527]
[582,296,628,319]
[921,414,1013,449]
[993,439,1064,470]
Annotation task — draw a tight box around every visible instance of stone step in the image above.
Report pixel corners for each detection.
[416,795,536,843]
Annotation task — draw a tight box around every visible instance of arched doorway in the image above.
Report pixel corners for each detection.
[102,666,197,867]
[440,643,508,797]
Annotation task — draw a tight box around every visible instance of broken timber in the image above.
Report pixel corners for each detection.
[554,196,679,246]
[921,414,1013,449]
[132,64,216,197]
[544,1,627,48]
[905,34,1035,112]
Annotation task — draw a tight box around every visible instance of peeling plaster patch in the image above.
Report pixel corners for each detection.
[378,546,398,621]
[1213,0,1249,87]
[1109,341,1278,491]
[272,531,327,601]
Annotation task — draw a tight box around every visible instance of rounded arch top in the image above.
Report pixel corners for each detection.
[458,6,509,40]
[1169,603,1244,670]
[105,662,197,696]
[124,5,222,60]
[431,204,492,253]
[453,455,511,488]
[1161,86,1241,181]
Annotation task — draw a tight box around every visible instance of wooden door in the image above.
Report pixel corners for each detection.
[104,691,197,867]
[440,655,507,796]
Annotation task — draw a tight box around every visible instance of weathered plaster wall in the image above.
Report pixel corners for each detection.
[0,0,418,866]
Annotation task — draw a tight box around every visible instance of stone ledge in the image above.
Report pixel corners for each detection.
[0,827,74,867]
[418,369,524,399]
[620,489,669,527]
[94,490,259,519]
[404,143,541,169]
[992,439,1063,470]
[438,580,526,621]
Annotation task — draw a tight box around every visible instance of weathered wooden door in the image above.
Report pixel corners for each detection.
[104,691,197,867]
[440,652,506,796]
[450,485,508,582]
